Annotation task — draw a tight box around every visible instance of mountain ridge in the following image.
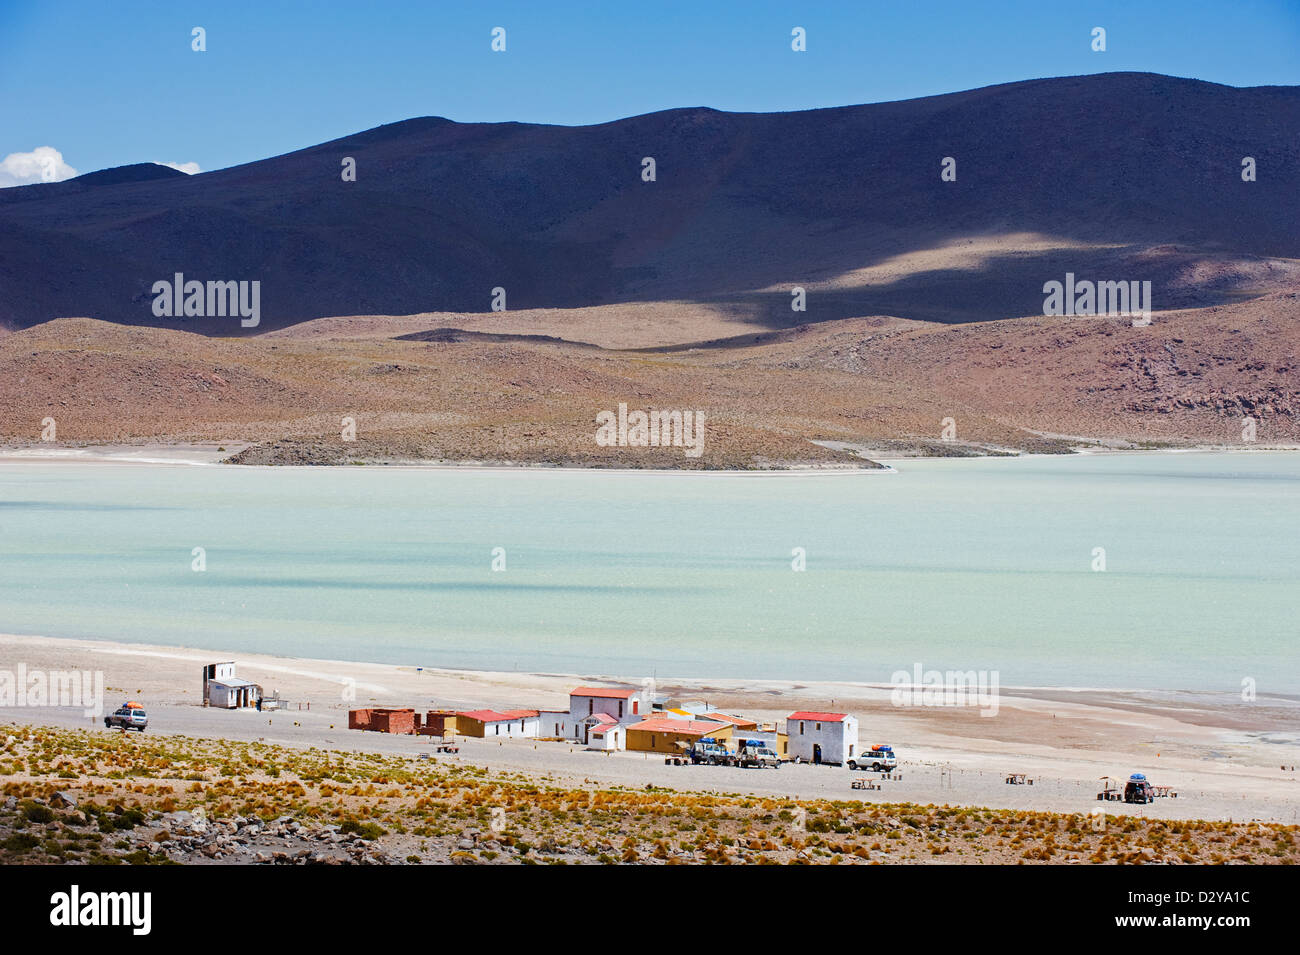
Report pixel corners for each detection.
[2,72,1296,334]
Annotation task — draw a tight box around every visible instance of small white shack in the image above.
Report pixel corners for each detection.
[202,662,262,709]
[586,715,625,751]
[787,711,859,765]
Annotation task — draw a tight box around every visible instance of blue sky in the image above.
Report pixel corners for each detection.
[1,0,1297,181]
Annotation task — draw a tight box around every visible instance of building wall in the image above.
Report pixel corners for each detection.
[202,662,237,704]
[536,711,572,738]
[787,716,858,763]
[568,690,649,723]
[348,708,416,734]
[418,712,458,736]
[587,726,625,751]
[457,716,489,738]
[462,716,539,739]
[625,724,733,753]
[208,681,261,709]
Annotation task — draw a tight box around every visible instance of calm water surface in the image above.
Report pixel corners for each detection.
[0,453,1295,692]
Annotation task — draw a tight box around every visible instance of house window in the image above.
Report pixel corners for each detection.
[816,723,821,731]
[633,700,639,715]
[588,700,593,715]
[618,701,623,718]
[800,722,805,734]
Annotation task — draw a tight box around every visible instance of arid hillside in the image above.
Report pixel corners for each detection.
[2,291,1296,466]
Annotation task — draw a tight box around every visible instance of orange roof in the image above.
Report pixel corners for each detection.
[628,718,728,736]
[571,686,636,699]
[700,712,757,727]
[788,711,848,722]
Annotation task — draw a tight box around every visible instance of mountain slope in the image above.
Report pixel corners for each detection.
[1,72,1297,334]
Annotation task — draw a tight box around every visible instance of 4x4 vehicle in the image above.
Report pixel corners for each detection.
[689,738,732,765]
[104,705,148,732]
[735,740,782,768]
[848,744,897,772]
[1124,773,1154,803]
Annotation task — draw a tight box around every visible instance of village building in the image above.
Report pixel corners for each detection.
[585,713,625,750]
[569,685,649,721]
[202,662,263,709]
[457,709,540,738]
[786,711,859,765]
[536,710,571,738]
[560,685,653,743]
[697,711,759,731]
[669,700,717,716]
[349,708,418,734]
[625,717,734,753]
[418,710,458,737]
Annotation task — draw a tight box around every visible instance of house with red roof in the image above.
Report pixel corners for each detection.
[456,708,541,738]
[786,711,860,765]
[625,717,734,753]
[565,684,652,743]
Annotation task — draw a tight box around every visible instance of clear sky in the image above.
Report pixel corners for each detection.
[1,0,1297,181]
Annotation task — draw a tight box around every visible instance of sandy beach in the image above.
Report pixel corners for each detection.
[2,632,1296,824]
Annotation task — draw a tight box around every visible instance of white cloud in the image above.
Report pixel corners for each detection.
[156,161,201,175]
[0,146,78,187]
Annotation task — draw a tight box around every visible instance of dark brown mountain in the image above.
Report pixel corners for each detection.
[1,72,1297,334]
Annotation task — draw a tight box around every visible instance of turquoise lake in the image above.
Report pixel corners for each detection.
[0,453,1296,692]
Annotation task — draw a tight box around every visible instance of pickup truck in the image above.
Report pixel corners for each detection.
[104,706,148,732]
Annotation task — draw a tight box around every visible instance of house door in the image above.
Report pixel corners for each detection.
[813,744,822,765]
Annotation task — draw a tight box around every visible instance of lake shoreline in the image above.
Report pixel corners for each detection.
[2,632,1297,823]
[2,440,1298,470]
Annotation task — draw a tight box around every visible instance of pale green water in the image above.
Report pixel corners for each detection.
[0,453,1296,692]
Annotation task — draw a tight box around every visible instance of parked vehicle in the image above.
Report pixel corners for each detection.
[104,704,148,732]
[848,744,896,772]
[735,739,781,768]
[689,738,732,765]
[1124,773,1154,804]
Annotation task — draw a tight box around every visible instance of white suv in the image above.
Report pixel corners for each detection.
[848,745,896,772]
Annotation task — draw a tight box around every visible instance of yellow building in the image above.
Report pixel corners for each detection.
[625,718,733,753]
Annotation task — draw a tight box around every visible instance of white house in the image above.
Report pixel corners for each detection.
[569,685,650,722]
[786,711,859,765]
